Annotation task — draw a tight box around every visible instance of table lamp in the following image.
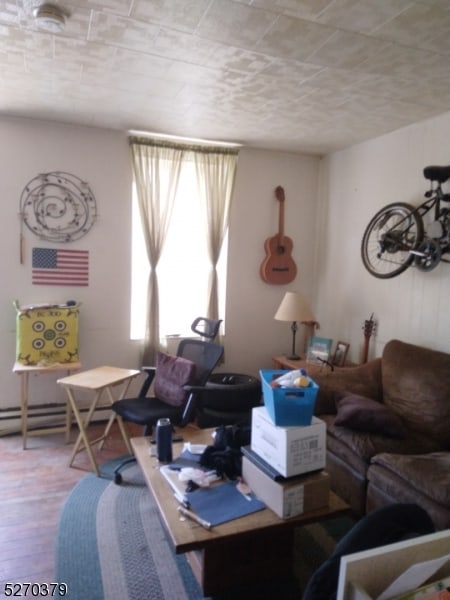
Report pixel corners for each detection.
[274,291,316,360]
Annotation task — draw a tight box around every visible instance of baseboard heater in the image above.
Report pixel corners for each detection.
[0,404,111,437]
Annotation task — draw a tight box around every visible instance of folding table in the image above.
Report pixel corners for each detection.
[57,365,140,475]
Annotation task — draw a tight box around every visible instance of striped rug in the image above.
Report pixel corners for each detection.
[56,458,353,599]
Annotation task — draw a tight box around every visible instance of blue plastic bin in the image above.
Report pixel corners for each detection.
[259,369,319,426]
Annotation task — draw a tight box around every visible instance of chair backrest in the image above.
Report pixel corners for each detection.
[190,317,222,341]
[176,338,224,385]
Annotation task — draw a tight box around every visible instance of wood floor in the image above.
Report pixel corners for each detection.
[0,421,141,595]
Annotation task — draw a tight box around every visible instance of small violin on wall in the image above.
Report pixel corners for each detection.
[260,185,297,285]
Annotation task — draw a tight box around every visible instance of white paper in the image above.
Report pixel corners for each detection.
[376,554,450,600]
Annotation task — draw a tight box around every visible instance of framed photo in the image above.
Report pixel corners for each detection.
[307,336,333,365]
[333,341,350,367]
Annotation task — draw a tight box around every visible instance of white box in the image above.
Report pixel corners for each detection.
[250,406,326,478]
[242,455,330,519]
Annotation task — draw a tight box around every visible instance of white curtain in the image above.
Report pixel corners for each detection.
[130,136,239,363]
[130,138,183,364]
[193,148,238,323]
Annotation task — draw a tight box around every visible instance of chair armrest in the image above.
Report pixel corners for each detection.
[312,358,383,415]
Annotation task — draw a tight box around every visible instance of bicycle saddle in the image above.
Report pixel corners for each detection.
[423,165,450,184]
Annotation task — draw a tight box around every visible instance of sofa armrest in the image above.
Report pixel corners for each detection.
[312,358,383,415]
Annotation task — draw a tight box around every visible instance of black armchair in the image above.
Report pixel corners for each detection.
[111,337,224,484]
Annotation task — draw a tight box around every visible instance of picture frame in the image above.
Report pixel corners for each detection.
[306,336,333,365]
[332,341,350,367]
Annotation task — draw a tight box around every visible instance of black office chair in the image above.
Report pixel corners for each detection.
[111,337,224,484]
[190,316,222,340]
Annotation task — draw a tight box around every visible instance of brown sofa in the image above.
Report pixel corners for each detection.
[311,339,450,530]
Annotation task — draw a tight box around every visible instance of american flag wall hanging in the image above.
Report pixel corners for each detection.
[32,248,89,286]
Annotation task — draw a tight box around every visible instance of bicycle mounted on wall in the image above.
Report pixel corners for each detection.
[361,165,450,279]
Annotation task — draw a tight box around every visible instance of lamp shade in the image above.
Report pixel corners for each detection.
[274,292,316,323]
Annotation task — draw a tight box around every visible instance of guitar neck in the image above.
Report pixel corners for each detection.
[277,196,285,242]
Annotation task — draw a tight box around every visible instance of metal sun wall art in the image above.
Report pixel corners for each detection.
[19,171,97,248]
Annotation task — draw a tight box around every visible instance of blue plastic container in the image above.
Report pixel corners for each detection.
[259,369,319,427]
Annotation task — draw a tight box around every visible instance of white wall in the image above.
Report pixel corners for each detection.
[3,109,448,430]
[224,147,320,375]
[0,117,320,429]
[314,111,450,363]
[0,117,142,422]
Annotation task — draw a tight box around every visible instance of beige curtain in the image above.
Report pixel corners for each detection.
[130,136,239,362]
[193,147,238,326]
[129,137,183,364]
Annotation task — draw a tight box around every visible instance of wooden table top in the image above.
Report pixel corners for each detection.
[131,427,349,554]
[57,365,140,390]
[13,361,82,374]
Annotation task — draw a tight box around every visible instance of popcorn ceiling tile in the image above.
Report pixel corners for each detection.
[195,0,278,47]
[359,43,450,79]
[316,0,415,34]
[256,15,336,61]
[203,44,275,74]
[246,0,335,20]
[151,28,222,64]
[88,10,160,51]
[307,30,388,69]
[372,2,450,47]
[132,0,210,33]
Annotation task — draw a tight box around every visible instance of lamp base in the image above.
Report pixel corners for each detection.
[286,353,300,361]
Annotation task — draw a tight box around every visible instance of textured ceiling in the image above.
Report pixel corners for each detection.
[1,0,450,154]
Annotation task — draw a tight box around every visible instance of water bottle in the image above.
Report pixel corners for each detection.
[156,418,173,463]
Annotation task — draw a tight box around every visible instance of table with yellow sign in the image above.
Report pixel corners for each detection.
[13,361,82,449]
[57,365,141,475]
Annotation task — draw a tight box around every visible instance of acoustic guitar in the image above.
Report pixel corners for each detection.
[260,186,297,285]
[361,313,376,363]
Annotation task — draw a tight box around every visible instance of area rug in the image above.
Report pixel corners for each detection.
[56,457,353,600]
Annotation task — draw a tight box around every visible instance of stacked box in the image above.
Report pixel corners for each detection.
[250,406,326,478]
[242,447,330,518]
[242,406,329,519]
[15,302,80,366]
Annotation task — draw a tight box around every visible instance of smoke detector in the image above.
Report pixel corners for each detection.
[33,3,67,32]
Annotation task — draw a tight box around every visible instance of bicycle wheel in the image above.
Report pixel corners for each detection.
[361,202,424,278]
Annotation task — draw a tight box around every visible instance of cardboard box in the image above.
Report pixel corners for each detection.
[242,455,330,518]
[250,406,326,478]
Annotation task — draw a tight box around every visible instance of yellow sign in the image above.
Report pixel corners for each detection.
[15,303,80,366]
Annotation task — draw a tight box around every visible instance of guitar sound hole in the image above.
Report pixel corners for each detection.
[276,246,286,255]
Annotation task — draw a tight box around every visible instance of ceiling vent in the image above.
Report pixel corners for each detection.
[33,3,67,33]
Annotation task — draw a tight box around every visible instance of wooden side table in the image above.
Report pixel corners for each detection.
[13,361,81,449]
[57,365,140,475]
[272,355,330,374]
[273,355,356,373]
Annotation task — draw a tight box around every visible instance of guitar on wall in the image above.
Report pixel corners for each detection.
[361,313,376,363]
[260,186,297,285]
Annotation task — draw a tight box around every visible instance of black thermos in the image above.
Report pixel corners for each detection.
[156,418,173,463]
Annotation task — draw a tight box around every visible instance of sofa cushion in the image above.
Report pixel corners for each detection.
[381,340,450,448]
[153,352,196,407]
[325,413,439,472]
[334,391,406,438]
[369,451,450,508]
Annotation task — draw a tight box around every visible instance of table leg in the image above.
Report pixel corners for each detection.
[20,372,29,450]
[98,379,134,454]
[67,388,102,476]
[65,396,72,444]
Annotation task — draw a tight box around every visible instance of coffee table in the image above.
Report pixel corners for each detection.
[131,426,349,596]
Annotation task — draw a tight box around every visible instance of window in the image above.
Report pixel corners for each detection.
[130,159,228,340]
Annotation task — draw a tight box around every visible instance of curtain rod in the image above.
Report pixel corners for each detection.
[128,129,242,149]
